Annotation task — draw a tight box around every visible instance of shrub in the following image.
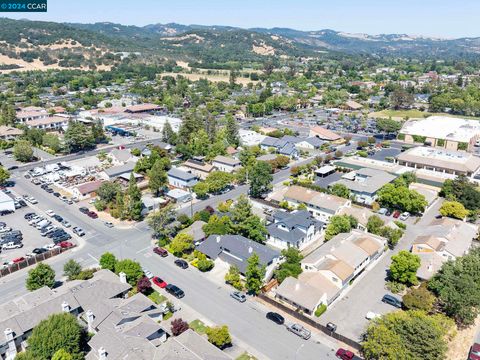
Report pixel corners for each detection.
[386,281,406,294]
[171,318,189,336]
[357,150,368,157]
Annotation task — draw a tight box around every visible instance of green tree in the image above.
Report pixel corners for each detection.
[231,195,267,243]
[193,181,209,199]
[204,171,234,194]
[440,175,480,211]
[429,248,480,325]
[124,173,143,221]
[439,200,468,219]
[97,181,121,203]
[325,215,356,241]
[245,253,266,295]
[389,251,421,285]
[64,122,94,153]
[362,311,453,360]
[162,120,177,144]
[203,215,232,236]
[147,204,176,240]
[206,325,232,348]
[224,113,239,147]
[376,118,402,134]
[27,313,83,360]
[148,159,168,196]
[275,248,303,283]
[170,233,194,256]
[225,265,243,290]
[249,161,273,198]
[114,259,143,286]
[378,184,427,214]
[52,349,73,360]
[393,172,417,187]
[99,252,117,271]
[26,263,56,291]
[42,133,61,153]
[329,183,351,199]
[63,259,82,281]
[0,166,10,184]
[367,215,385,234]
[13,139,34,162]
[403,284,435,312]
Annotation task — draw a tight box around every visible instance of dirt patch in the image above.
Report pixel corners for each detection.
[162,34,204,43]
[446,316,480,360]
[160,71,256,85]
[252,42,275,56]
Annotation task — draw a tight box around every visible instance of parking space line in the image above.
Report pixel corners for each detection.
[136,246,150,254]
[87,253,99,263]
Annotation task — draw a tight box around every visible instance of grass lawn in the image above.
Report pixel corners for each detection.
[147,290,167,305]
[236,352,257,360]
[189,319,208,335]
[369,109,430,119]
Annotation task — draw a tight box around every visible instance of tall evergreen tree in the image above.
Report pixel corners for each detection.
[161,120,176,144]
[245,253,266,294]
[124,173,143,221]
[225,114,239,147]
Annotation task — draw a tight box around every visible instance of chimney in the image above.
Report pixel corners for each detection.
[86,310,95,333]
[61,301,70,313]
[4,328,16,358]
[216,236,221,243]
[119,272,127,284]
[98,347,107,360]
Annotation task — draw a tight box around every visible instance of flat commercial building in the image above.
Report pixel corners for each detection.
[397,146,480,177]
[399,116,480,152]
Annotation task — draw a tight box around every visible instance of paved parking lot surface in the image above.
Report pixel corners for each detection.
[368,147,401,161]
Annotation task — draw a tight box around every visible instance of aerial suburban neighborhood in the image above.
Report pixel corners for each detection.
[0,1,480,359]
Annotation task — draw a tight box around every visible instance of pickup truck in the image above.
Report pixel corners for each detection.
[287,323,311,340]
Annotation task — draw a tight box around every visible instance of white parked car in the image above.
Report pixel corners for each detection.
[43,244,59,250]
[0,227,12,234]
[27,197,38,204]
[399,212,410,221]
[46,210,55,217]
[2,242,23,250]
[142,268,154,279]
[366,311,381,320]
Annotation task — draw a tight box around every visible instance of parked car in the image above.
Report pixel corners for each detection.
[336,348,362,360]
[2,242,23,250]
[59,241,74,249]
[53,214,63,222]
[143,268,154,279]
[53,192,61,197]
[40,226,56,237]
[174,259,188,269]
[385,209,392,217]
[165,284,185,298]
[104,222,114,228]
[73,227,85,236]
[382,294,402,308]
[366,311,380,320]
[152,276,167,288]
[153,247,168,257]
[11,257,25,264]
[392,210,401,219]
[377,208,388,215]
[79,207,89,214]
[266,312,285,325]
[24,212,36,220]
[32,247,48,255]
[47,229,66,238]
[36,220,51,230]
[230,291,247,303]
[287,323,311,340]
[87,211,98,219]
[0,227,12,234]
[27,197,38,204]
[468,342,480,360]
[53,233,72,243]
[61,220,71,228]
[399,212,410,221]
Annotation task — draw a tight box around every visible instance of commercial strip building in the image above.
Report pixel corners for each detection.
[399,116,480,152]
[275,229,387,315]
[397,146,480,177]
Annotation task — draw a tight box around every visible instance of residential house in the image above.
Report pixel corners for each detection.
[342,100,363,111]
[260,136,300,158]
[196,235,281,281]
[100,162,136,181]
[338,206,375,232]
[179,220,207,244]
[181,158,216,180]
[266,210,324,250]
[309,126,342,142]
[329,168,396,205]
[25,115,70,131]
[212,155,242,173]
[411,218,477,280]
[295,137,324,151]
[167,168,198,189]
[281,185,351,223]
[125,103,161,114]
[275,229,387,315]
[0,126,22,140]
[166,188,192,203]
[15,108,48,123]
[107,149,138,166]
[72,180,103,200]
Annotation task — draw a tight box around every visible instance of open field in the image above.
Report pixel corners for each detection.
[369,109,480,121]
[159,71,257,84]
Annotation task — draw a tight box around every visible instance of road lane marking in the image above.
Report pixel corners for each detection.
[136,246,151,254]
[88,253,99,262]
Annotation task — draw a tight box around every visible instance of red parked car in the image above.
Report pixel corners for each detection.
[12,257,25,264]
[59,241,74,249]
[153,247,168,257]
[469,343,480,360]
[87,211,98,219]
[336,348,361,360]
[152,276,167,288]
[392,210,401,219]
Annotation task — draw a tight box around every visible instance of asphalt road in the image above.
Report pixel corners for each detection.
[1,169,338,360]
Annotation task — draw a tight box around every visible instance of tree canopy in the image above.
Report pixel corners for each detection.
[26,263,56,291]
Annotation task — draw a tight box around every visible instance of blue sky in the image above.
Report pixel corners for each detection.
[6,0,479,38]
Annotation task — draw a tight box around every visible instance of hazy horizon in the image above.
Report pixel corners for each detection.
[3,0,480,38]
